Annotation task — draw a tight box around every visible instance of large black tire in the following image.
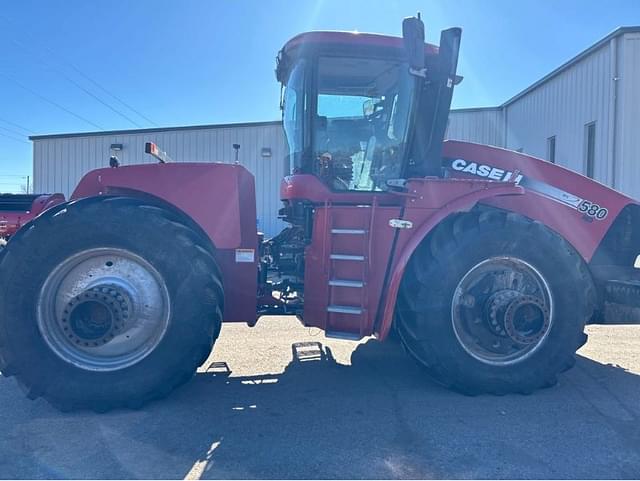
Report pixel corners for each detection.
[0,196,223,411]
[396,209,595,395]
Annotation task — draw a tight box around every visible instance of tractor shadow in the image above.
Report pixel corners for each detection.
[116,339,640,478]
[2,335,640,479]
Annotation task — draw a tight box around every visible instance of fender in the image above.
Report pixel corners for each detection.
[72,187,219,252]
[376,182,524,339]
[442,140,638,261]
[72,162,257,250]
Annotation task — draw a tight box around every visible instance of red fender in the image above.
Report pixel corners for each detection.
[442,140,637,261]
[376,183,524,339]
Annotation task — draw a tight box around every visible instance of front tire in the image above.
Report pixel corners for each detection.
[397,209,595,394]
[0,197,223,411]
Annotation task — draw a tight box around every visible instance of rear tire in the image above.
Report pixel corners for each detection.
[397,209,595,394]
[0,196,223,411]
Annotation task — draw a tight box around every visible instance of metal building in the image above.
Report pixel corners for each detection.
[31,26,640,234]
[446,26,640,199]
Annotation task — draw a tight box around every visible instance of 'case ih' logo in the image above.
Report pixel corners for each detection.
[448,158,609,220]
[449,159,523,184]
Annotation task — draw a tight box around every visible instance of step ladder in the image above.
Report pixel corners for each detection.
[323,201,377,339]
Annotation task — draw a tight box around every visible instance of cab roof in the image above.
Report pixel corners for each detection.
[282,31,439,56]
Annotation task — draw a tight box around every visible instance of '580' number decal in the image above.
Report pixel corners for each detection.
[578,200,608,219]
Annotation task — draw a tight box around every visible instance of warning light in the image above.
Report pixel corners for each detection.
[144,142,172,163]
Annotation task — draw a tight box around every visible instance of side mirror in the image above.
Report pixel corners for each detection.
[363,98,384,118]
[439,27,462,81]
[363,99,375,117]
[402,15,425,72]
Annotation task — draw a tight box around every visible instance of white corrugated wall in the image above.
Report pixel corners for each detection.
[615,32,640,197]
[446,108,505,147]
[503,42,614,183]
[33,122,288,237]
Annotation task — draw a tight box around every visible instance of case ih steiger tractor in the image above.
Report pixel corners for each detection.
[1,16,639,411]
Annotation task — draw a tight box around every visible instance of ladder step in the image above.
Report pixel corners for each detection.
[327,305,363,315]
[325,331,364,341]
[329,279,364,288]
[331,228,367,235]
[330,254,365,261]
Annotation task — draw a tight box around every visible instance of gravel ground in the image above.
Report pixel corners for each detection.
[1,318,639,479]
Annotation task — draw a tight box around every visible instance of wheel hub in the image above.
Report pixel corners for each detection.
[485,289,520,336]
[503,295,550,344]
[451,256,554,366]
[484,289,550,344]
[62,285,131,347]
[37,247,170,371]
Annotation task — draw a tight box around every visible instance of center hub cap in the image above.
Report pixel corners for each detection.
[61,285,131,347]
[485,289,550,345]
[503,295,550,344]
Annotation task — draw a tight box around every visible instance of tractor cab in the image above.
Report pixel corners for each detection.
[276,18,462,194]
[264,17,464,338]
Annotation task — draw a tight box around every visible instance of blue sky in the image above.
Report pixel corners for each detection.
[0,0,639,192]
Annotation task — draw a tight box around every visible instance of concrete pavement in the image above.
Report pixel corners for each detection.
[1,318,639,479]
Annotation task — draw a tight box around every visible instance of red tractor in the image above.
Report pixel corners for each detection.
[1,16,639,411]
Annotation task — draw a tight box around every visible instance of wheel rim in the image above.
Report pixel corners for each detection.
[451,256,553,366]
[37,248,171,371]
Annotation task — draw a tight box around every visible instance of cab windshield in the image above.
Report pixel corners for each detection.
[314,56,414,191]
[282,55,414,190]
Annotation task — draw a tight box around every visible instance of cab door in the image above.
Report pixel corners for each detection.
[301,55,413,338]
